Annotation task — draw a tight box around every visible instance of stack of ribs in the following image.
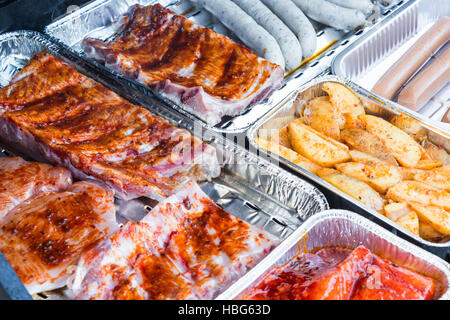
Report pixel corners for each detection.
[0,51,220,201]
[83,4,285,125]
[69,180,278,300]
[0,157,119,294]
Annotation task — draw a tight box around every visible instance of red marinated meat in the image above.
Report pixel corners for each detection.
[83,4,284,125]
[0,156,72,219]
[0,51,220,201]
[352,255,436,300]
[69,181,278,300]
[243,246,436,300]
[0,180,118,294]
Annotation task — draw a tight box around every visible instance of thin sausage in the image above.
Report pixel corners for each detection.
[371,17,450,100]
[292,0,366,31]
[261,0,317,58]
[232,0,302,70]
[190,0,285,69]
[397,46,450,111]
[443,109,450,123]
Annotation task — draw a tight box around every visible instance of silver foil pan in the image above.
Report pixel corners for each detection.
[333,0,450,124]
[0,30,329,300]
[44,0,412,134]
[218,210,450,300]
[248,75,450,249]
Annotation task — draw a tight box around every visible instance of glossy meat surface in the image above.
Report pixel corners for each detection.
[0,156,72,219]
[69,181,278,300]
[352,255,436,300]
[0,181,118,294]
[0,51,220,201]
[83,4,284,125]
[243,246,436,300]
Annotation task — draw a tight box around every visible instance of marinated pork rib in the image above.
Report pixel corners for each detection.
[0,51,220,201]
[0,156,72,219]
[83,4,285,125]
[69,181,279,300]
[0,181,118,294]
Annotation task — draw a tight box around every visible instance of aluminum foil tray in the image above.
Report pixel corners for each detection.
[219,210,450,300]
[333,0,450,125]
[248,75,450,250]
[0,30,329,300]
[44,0,410,133]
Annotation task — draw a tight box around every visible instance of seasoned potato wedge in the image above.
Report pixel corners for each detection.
[269,126,291,148]
[335,159,402,193]
[384,202,410,221]
[402,165,450,191]
[386,181,450,210]
[422,140,450,165]
[384,202,419,235]
[303,97,342,140]
[288,119,350,167]
[419,220,446,242]
[255,137,322,174]
[341,128,398,165]
[409,202,450,235]
[396,210,420,235]
[321,82,365,125]
[414,159,443,170]
[317,168,384,211]
[390,114,427,141]
[362,115,422,168]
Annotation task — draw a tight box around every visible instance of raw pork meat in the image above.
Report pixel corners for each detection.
[0,51,220,201]
[0,156,72,219]
[83,4,284,125]
[69,181,278,300]
[0,181,118,294]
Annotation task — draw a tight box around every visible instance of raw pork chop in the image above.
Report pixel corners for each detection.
[0,181,118,294]
[0,51,220,201]
[83,4,284,125]
[0,156,72,219]
[69,181,278,300]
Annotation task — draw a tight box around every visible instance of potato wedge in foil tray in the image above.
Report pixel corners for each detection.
[249,75,450,249]
[0,31,328,300]
[44,0,408,132]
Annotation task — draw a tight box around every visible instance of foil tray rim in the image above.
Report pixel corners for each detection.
[218,209,450,300]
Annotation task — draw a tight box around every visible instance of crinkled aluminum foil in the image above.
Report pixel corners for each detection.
[219,210,450,300]
[0,30,329,300]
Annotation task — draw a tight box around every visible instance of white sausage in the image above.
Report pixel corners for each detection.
[372,17,450,101]
[397,46,450,111]
[292,0,366,30]
[232,0,302,70]
[326,0,377,15]
[190,0,285,69]
[378,0,397,7]
[261,0,317,58]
